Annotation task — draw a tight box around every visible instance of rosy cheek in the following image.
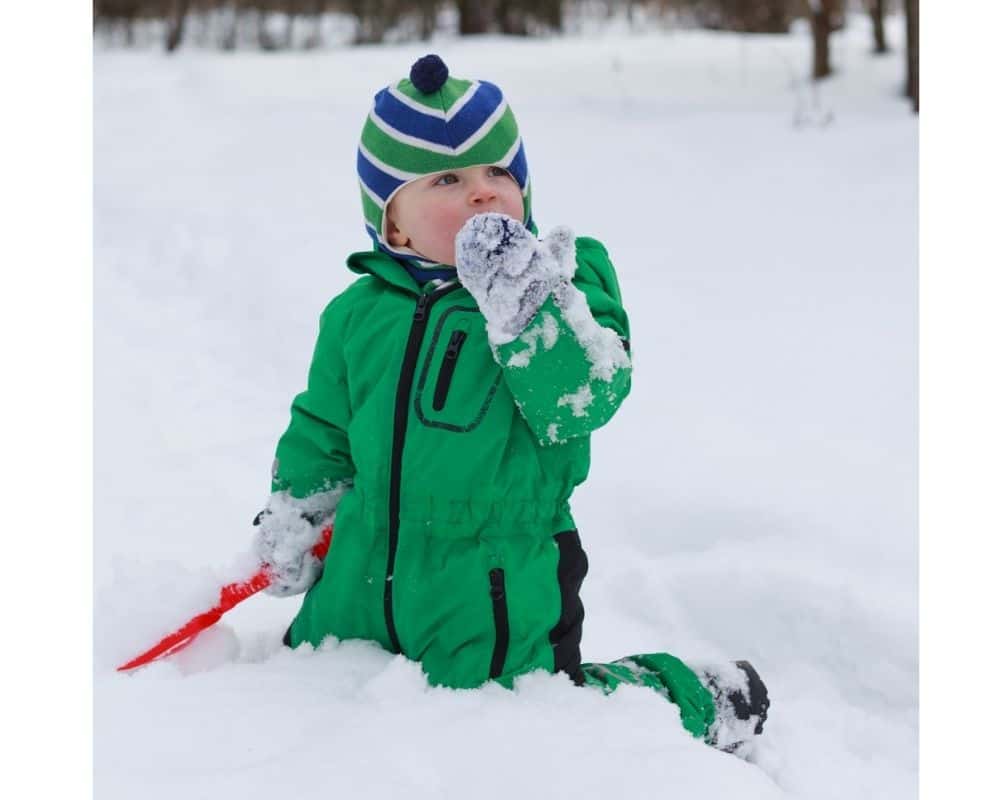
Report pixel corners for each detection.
[449,209,477,234]
[433,210,470,256]
[506,198,524,222]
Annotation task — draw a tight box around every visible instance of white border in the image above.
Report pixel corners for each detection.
[2,3,92,796]
[921,2,1000,794]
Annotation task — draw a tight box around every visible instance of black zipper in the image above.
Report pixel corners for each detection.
[384,282,463,654]
[431,329,468,411]
[488,568,510,679]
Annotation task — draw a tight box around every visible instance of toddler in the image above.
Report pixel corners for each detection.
[253,55,768,755]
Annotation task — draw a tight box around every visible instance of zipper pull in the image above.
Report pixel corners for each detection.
[489,568,505,600]
[445,330,466,359]
[414,292,431,322]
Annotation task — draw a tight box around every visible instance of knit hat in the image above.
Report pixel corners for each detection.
[357,54,533,275]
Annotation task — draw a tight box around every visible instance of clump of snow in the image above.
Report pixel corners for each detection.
[169,623,241,675]
[215,546,266,587]
[504,311,559,367]
[552,279,632,382]
[557,383,595,417]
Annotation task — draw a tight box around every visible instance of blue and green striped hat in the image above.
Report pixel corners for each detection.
[357,55,533,272]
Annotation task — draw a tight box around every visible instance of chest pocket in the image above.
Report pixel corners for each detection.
[414,306,503,433]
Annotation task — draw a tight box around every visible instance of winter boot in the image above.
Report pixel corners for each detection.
[698,660,770,756]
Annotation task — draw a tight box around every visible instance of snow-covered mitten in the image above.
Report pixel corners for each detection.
[455,212,576,345]
[252,490,341,597]
[698,660,770,756]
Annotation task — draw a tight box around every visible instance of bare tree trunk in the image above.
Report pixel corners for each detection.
[804,0,835,80]
[868,0,888,54]
[541,0,563,32]
[457,0,494,34]
[166,0,190,52]
[497,0,528,35]
[828,0,846,31]
[905,0,918,112]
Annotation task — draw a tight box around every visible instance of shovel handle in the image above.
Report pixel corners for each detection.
[116,525,333,672]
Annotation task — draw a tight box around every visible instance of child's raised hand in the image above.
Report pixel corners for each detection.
[455,213,576,344]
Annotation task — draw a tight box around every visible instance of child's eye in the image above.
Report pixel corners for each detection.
[433,173,458,185]
[488,166,512,179]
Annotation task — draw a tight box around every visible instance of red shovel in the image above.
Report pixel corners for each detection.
[116,525,333,672]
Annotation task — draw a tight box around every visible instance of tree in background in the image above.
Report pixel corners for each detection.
[799,0,844,80]
[166,0,191,51]
[414,0,441,40]
[664,2,844,79]
[534,0,564,32]
[94,0,140,45]
[867,0,888,54]
[92,0,910,91]
[500,0,563,34]
[456,0,492,34]
[496,0,529,35]
[345,0,400,44]
[456,0,561,36]
[665,0,794,33]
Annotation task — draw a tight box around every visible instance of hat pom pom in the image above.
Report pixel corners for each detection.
[410,55,449,94]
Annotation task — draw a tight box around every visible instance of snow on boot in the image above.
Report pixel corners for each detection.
[699,660,770,756]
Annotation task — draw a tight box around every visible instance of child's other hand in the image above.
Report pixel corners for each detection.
[455,213,576,343]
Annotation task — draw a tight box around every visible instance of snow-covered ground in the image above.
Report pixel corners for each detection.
[95,14,917,799]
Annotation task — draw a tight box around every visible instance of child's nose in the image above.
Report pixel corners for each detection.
[468,178,498,205]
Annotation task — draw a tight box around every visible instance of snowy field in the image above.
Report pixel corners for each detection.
[94,14,917,800]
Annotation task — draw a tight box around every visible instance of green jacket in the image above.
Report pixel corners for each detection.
[273,236,631,689]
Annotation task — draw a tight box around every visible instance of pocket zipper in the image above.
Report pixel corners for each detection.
[488,568,509,680]
[432,329,468,411]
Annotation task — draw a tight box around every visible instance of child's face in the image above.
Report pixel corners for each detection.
[386,164,524,266]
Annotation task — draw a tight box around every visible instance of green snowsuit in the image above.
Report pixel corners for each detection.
[271,237,715,738]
